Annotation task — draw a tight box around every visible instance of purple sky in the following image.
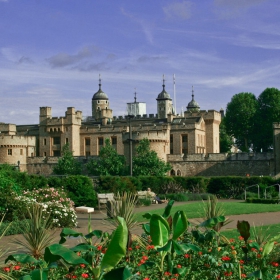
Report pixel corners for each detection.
[1,0,280,124]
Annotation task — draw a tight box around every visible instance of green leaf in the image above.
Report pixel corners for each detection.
[142,213,152,219]
[59,228,84,244]
[85,230,103,239]
[150,214,170,248]
[172,211,188,240]
[262,241,275,258]
[172,240,185,255]
[100,217,128,272]
[157,240,172,253]
[44,244,88,265]
[162,200,174,218]
[248,242,260,251]
[142,223,150,235]
[172,267,188,277]
[180,243,201,253]
[199,216,225,228]
[237,220,250,242]
[31,269,48,280]
[139,261,156,271]
[70,244,96,252]
[5,254,38,264]
[103,266,132,280]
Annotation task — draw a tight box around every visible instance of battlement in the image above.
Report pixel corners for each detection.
[0,123,17,135]
[184,110,221,122]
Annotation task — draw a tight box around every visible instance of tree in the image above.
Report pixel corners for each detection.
[53,143,82,175]
[86,138,126,176]
[254,88,280,151]
[132,138,171,176]
[224,92,258,151]
[219,118,234,153]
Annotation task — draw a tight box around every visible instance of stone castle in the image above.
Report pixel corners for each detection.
[2,76,279,177]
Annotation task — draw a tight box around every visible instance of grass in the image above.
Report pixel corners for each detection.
[134,201,280,222]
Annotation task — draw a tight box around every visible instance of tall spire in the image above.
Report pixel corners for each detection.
[173,74,176,115]
[192,85,194,100]
[134,88,137,103]
[99,73,102,90]
[162,74,165,90]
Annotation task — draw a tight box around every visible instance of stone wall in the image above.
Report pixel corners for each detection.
[168,152,275,177]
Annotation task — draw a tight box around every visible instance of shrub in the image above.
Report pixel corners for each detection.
[246,198,279,204]
[61,176,97,207]
[158,193,188,202]
[16,187,77,228]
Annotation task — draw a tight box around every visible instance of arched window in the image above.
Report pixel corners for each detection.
[177,170,181,176]
[171,169,175,176]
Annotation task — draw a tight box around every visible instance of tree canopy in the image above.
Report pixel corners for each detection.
[86,138,126,176]
[254,88,280,151]
[224,92,258,151]
[219,118,234,153]
[53,143,82,175]
[132,138,171,176]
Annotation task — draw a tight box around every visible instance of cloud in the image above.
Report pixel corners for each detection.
[137,55,166,63]
[18,56,34,64]
[46,45,98,68]
[163,1,192,20]
[120,7,154,44]
[73,62,109,72]
[214,0,267,19]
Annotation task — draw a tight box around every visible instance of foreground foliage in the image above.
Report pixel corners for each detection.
[2,201,280,279]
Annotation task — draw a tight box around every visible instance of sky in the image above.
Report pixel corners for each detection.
[1,0,280,125]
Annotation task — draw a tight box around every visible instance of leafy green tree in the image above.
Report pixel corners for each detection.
[132,138,171,176]
[53,143,82,175]
[254,88,280,151]
[86,138,126,176]
[224,92,258,151]
[219,118,234,153]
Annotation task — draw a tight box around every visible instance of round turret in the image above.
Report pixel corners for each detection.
[187,86,200,112]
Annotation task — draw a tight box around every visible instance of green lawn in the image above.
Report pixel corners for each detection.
[134,201,280,222]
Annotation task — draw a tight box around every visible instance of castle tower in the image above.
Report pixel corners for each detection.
[156,75,173,119]
[186,86,200,112]
[91,75,112,122]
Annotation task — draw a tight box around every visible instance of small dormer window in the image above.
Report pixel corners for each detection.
[97,107,100,110]
[106,101,108,104]
[98,100,100,104]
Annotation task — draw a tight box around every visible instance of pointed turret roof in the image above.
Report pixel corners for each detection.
[92,74,108,100]
[156,75,171,100]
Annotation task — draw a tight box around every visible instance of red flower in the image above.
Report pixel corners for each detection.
[241,273,246,278]
[143,278,150,280]
[198,251,202,256]
[221,256,231,261]
[184,254,190,258]
[97,245,102,251]
[276,275,280,279]
[272,262,279,267]
[142,256,148,261]
[128,247,132,251]
[177,264,182,268]
[80,264,86,268]
[239,260,245,264]
[72,276,77,279]
[3,267,10,272]
[238,236,244,241]
[224,271,233,277]
[164,271,172,276]
[13,265,21,270]
[81,273,89,278]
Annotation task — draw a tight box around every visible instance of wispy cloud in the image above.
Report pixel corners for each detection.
[213,0,268,19]
[18,56,34,64]
[120,7,154,44]
[162,1,192,20]
[46,45,98,68]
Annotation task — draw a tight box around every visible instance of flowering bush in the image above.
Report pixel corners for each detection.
[16,187,77,228]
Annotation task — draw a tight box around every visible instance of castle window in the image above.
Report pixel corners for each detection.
[53,150,61,156]
[8,149,12,155]
[20,149,23,155]
[85,138,90,146]
[106,101,108,104]
[86,151,90,157]
[44,152,47,156]
[111,136,117,150]
[97,107,100,110]
[65,138,69,144]
[98,100,100,104]
[170,169,175,176]
[98,137,104,154]
[66,127,68,132]
[170,134,173,154]
[177,170,181,176]
[44,138,46,145]
[181,134,188,155]
[53,137,60,145]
